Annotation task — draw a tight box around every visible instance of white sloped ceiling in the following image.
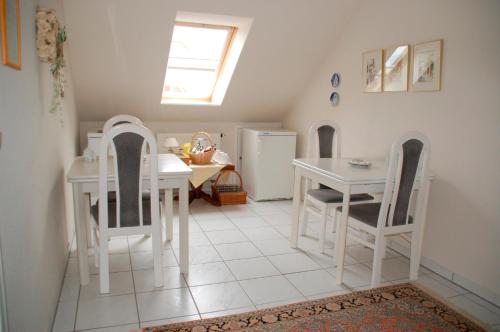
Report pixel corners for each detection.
[63,0,360,122]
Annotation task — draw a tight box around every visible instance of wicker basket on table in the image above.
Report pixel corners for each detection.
[189,132,215,165]
[211,170,247,205]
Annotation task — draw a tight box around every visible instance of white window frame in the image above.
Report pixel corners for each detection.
[161,12,253,106]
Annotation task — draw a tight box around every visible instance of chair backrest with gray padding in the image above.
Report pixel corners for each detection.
[99,123,159,230]
[306,121,341,159]
[379,132,430,228]
[306,121,341,189]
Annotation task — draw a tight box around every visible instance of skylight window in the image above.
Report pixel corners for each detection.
[161,13,253,106]
[163,23,235,102]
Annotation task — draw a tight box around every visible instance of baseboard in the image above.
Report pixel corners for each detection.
[387,239,500,308]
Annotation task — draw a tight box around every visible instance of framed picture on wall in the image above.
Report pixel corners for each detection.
[362,49,383,92]
[0,0,22,70]
[412,40,443,91]
[383,45,409,92]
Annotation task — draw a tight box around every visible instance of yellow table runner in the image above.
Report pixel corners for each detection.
[189,163,226,188]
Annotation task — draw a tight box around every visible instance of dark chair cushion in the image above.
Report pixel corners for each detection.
[106,191,153,202]
[336,203,413,228]
[307,188,374,203]
[91,196,158,228]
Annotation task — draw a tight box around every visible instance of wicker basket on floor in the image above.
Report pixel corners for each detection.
[211,170,247,205]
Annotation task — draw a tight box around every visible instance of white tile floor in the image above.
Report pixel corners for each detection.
[53,199,500,331]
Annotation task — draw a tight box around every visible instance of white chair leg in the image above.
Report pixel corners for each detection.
[299,199,309,236]
[319,205,328,253]
[333,211,342,262]
[164,189,174,241]
[381,236,387,259]
[409,230,421,281]
[93,231,99,268]
[152,228,164,288]
[331,209,338,233]
[370,235,384,287]
[99,234,110,294]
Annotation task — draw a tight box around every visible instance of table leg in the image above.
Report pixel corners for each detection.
[164,189,173,241]
[85,194,92,248]
[290,166,302,248]
[72,183,90,285]
[179,180,189,274]
[335,185,351,285]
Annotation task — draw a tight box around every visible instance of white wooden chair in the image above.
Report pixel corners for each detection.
[300,121,374,252]
[103,114,143,134]
[90,123,163,294]
[336,132,431,287]
[100,114,154,234]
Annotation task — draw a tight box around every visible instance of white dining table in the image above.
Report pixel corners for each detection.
[67,154,192,285]
[289,158,433,286]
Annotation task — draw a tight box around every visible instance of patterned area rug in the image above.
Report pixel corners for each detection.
[139,283,486,332]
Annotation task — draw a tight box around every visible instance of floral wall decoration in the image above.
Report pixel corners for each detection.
[35,8,67,115]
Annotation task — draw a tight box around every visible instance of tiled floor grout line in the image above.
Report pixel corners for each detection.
[69,233,81,332]
[190,211,256,314]
[229,224,309,304]
[201,216,261,310]
[219,252,257,309]
[425,273,468,292]
[79,240,137,331]
[184,281,202,320]
[51,234,77,332]
[178,262,203,318]
[423,274,471,297]
[447,293,473,300]
[168,232,203,322]
[204,210,308,308]
[127,237,142,328]
[72,273,82,331]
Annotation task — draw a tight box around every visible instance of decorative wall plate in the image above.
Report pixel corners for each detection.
[331,73,340,87]
[330,92,339,106]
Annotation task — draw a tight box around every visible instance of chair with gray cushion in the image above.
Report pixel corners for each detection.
[90,123,164,294]
[300,121,374,252]
[91,114,151,240]
[336,132,431,287]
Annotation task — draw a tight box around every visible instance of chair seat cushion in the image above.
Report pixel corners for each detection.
[337,203,413,228]
[91,197,157,228]
[307,189,373,203]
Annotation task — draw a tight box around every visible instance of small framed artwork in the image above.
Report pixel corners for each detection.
[329,92,339,106]
[412,40,443,91]
[362,49,383,92]
[0,0,22,70]
[383,45,409,92]
[330,73,340,88]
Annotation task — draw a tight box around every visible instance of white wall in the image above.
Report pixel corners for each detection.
[284,0,500,299]
[79,121,282,162]
[0,0,79,330]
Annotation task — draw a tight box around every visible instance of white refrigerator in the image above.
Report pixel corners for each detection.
[242,128,296,201]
